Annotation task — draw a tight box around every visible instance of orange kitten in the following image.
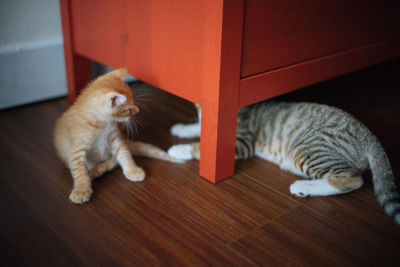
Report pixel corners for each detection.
[54,68,181,203]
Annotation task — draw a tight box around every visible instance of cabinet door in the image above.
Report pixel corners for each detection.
[241,0,400,78]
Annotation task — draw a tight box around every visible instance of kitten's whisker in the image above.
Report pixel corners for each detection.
[129,117,140,136]
[133,92,154,102]
[134,93,153,98]
[132,117,143,130]
[124,121,131,139]
[128,122,132,139]
[135,102,149,111]
[128,120,135,139]
[134,96,153,104]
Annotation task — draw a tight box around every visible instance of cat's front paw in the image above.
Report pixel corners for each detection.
[69,186,93,204]
[124,167,145,182]
[170,123,200,139]
[168,144,194,160]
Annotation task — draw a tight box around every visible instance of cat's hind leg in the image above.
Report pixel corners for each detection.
[89,158,117,179]
[290,172,363,197]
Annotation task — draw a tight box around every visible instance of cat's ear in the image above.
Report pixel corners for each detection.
[107,92,127,107]
[111,68,128,81]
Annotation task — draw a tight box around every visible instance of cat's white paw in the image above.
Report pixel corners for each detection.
[69,186,93,204]
[124,167,145,182]
[168,144,194,160]
[290,179,341,197]
[170,123,201,139]
[289,180,311,197]
[165,155,187,163]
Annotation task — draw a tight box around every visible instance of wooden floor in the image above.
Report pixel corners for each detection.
[1,59,400,266]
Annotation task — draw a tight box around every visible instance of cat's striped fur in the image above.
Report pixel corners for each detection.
[168,101,400,224]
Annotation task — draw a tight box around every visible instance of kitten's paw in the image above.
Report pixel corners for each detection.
[168,144,194,160]
[289,180,310,197]
[170,123,200,139]
[69,187,93,204]
[124,167,145,182]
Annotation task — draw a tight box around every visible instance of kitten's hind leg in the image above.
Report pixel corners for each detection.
[290,172,363,197]
[89,158,117,179]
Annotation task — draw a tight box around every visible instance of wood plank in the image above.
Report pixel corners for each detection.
[1,59,400,265]
[131,86,298,243]
[232,181,400,265]
[231,204,394,266]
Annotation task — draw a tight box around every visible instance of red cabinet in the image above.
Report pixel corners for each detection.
[60,0,400,183]
[242,0,400,77]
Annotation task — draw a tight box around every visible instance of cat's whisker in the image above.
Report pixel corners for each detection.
[135,97,153,102]
[135,102,149,112]
[133,117,144,130]
[133,92,154,98]
[134,95,153,108]
[125,122,129,139]
[133,91,154,101]
[129,119,136,138]
[125,121,132,139]
[128,117,140,136]
[132,90,153,97]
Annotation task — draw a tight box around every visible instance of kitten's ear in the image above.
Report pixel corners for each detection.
[107,92,127,107]
[111,68,128,80]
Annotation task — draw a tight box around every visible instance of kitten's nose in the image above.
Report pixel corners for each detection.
[131,105,139,115]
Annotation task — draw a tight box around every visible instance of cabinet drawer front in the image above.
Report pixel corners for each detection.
[241,0,400,78]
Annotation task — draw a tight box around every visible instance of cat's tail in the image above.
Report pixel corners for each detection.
[367,136,400,224]
[126,141,185,163]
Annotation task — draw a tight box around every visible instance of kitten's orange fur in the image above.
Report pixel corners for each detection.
[54,68,180,203]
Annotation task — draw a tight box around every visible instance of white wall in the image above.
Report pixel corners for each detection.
[0,0,67,109]
[0,0,63,53]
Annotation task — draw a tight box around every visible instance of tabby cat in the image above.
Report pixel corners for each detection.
[54,68,180,204]
[168,101,400,224]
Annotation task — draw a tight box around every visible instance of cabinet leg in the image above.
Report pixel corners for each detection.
[64,54,91,102]
[60,0,91,102]
[199,102,237,183]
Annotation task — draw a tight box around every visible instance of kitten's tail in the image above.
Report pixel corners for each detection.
[126,141,185,163]
[367,136,400,224]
